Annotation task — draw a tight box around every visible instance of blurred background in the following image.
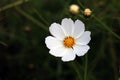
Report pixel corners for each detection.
[0,0,120,80]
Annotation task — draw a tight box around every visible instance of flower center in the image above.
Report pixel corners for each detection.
[63,36,75,48]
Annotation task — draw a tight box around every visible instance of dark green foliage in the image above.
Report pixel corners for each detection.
[0,0,120,80]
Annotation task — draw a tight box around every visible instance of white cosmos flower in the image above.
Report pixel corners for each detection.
[45,18,91,62]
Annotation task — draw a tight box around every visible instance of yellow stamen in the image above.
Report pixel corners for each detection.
[63,36,75,48]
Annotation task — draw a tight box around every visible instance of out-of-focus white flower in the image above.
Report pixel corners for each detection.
[69,4,79,14]
[45,18,91,62]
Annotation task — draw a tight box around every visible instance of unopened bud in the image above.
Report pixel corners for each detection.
[84,8,92,17]
[69,4,79,14]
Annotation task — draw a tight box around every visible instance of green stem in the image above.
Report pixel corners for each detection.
[77,0,120,40]
[84,54,88,80]
[16,7,48,32]
[32,7,49,25]
[0,41,7,46]
[77,0,85,9]
[0,0,29,12]
[57,60,62,80]
[108,35,118,80]
[93,15,120,40]
[69,62,82,80]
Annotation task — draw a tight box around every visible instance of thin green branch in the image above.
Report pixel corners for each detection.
[69,62,82,80]
[93,15,120,40]
[0,41,7,46]
[16,7,48,32]
[108,35,118,80]
[77,0,85,9]
[31,7,49,25]
[0,0,29,12]
[77,0,120,40]
[84,54,88,80]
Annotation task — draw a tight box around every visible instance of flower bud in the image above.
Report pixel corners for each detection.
[69,4,79,14]
[84,8,92,17]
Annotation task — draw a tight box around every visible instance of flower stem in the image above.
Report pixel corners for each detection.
[84,54,88,80]
[69,62,82,80]
[31,7,49,25]
[0,0,29,12]
[77,0,85,9]
[0,41,7,46]
[93,15,120,40]
[15,7,48,32]
[108,35,118,80]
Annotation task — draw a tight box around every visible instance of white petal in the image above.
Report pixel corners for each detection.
[61,18,74,35]
[61,48,76,62]
[76,31,91,45]
[49,46,67,57]
[49,23,65,40]
[45,36,62,49]
[73,45,90,56]
[73,19,85,38]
